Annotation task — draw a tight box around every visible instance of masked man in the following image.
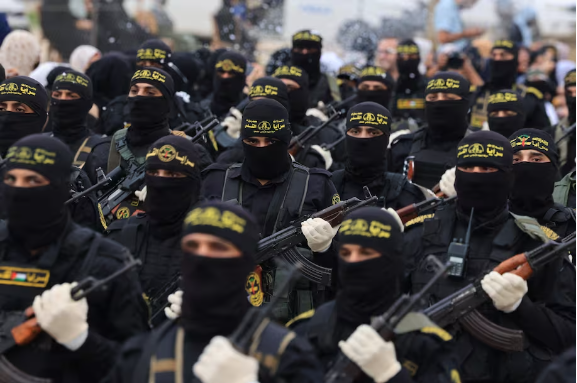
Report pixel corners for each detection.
[392,39,427,126]
[553,69,576,176]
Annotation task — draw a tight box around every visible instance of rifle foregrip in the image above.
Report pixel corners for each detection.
[396,205,417,224]
[494,253,532,279]
[11,317,42,346]
[459,310,525,352]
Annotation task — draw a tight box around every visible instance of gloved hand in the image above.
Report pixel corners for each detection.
[481,271,528,313]
[301,217,338,252]
[222,108,243,139]
[164,290,182,320]
[387,129,411,149]
[310,144,333,169]
[338,325,401,383]
[306,101,329,122]
[193,336,259,383]
[33,283,89,351]
[383,207,404,233]
[439,167,457,197]
[135,186,147,202]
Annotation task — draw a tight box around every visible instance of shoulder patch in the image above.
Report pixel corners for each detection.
[525,86,544,100]
[171,130,186,138]
[540,226,560,240]
[285,309,315,328]
[405,214,435,228]
[451,369,462,383]
[402,360,419,377]
[420,326,452,341]
[332,194,341,205]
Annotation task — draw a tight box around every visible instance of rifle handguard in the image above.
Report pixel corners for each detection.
[11,308,41,346]
[493,253,533,279]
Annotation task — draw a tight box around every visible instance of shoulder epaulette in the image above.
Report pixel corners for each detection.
[540,226,560,240]
[420,326,452,341]
[285,309,315,328]
[525,86,544,100]
[405,214,435,228]
[469,85,477,92]
[171,130,186,138]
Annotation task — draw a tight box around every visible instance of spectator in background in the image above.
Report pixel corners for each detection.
[434,0,484,52]
[374,37,399,81]
[0,30,40,77]
[512,7,538,48]
[70,45,102,73]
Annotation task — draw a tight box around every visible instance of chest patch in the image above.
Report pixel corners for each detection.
[0,266,50,288]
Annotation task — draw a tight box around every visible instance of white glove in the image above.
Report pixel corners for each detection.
[481,271,528,313]
[193,336,259,383]
[301,217,338,253]
[135,186,147,202]
[33,283,89,351]
[164,290,182,320]
[305,101,329,122]
[222,108,242,139]
[310,144,333,169]
[387,129,411,149]
[383,207,404,233]
[439,167,457,197]
[338,324,401,383]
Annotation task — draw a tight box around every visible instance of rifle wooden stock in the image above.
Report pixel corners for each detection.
[10,308,41,347]
[396,195,456,224]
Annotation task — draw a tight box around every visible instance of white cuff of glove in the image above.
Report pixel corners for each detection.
[481,271,528,313]
[310,144,333,169]
[135,186,147,202]
[439,167,457,197]
[305,108,329,122]
[62,329,88,351]
[383,208,404,233]
[301,217,337,253]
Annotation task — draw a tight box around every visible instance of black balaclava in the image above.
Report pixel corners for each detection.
[170,52,201,95]
[396,39,421,92]
[145,135,201,240]
[46,65,71,91]
[564,69,576,125]
[180,201,258,339]
[337,64,360,101]
[489,40,519,89]
[86,53,132,111]
[0,77,49,157]
[509,128,559,219]
[344,102,391,189]
[273,65,310,124]
[356,66,396,109]
[425,71,471,141]
[336,207,404,325]
[211,51,247,117]
[126,67,175,148]
[2,135,72,251]
[248,76,290,112]
[0,64,4,83]
[487,89,526,138]
[291,30,322,85]
[241,98,292,180]
[454,131,513,219]
[136,39,172,69]
[50,69,93,144]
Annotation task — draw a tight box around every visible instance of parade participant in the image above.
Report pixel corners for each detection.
[106,201,325,383]
[392,39,427,125]
[554,69,576,176]
[0,76,48,157]
[469,40,549,130]
[486,89,526,138]
[107,135,201,299]
[403,131,576,383]
[0,134,149,382]
[355,65,396,110]
[202,98,340,321]
[291,30,341,107]
[553,170,576,209]
[509,128,575,239]
[289,207,461,382]
[135,39,172,69]
[389,72,470,189]
[331,102,426,210]
[336,64,360,102]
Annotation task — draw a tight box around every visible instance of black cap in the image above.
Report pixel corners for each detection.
[146,135,201,179]
[248,77,290,111]
[292,30,323,49]
[487,89,524,116]
[564,69,576,89]
[0,76,49,117]
[346,101,392,135]
[214,51,247,76]
[136,39,172,66]
[491,40,519,59]
[130,67,175,100]
[425,71,470,100]
[241,99,292,145]
[397,39,420,55]
[509,128,559,166]
[358,66,396,90]
[457,131,513,172]
[337,64,361,82]
[273,65,309,89]
[52,69,93,100]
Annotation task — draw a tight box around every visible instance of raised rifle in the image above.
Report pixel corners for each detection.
[148,273,182,327]
[324,256,449,383]
[180,118,220,143]
[320,134,346,152]
[321,94,357,118]
[65,166,124,205]
[0,257,142,355]
[555,122,576,145]
[255,187,378,286]
[422,232,576,352]
[396,195,457,224]
[97,161,147,222]
[288,110,344,157]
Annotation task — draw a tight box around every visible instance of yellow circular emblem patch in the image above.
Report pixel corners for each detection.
[245,272,264,307]
[332,194,341,205]
[116,207,130,219]
[158,145,176,162]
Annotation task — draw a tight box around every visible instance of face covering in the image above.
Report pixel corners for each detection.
[144,175,199,239]
[510,162,556,218]
[126,96,170,147]
[397,59,420,77]
[356,90,393,109]
[488,114,525,138]
[454,170,510,214]
[490,59,518,88]
[291,51,321,82]
[0,112,45,156]
[180,254,252,339]
[287,87,309,123]
[243,142,291,180]
[345,135,388,186]
[425,99,469,140]
[212,76,245,116]
[50,99,91,144]
[566,93,576,124]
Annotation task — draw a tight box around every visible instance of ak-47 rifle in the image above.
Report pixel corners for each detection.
[255,187,378,286]
[320,94,357,118]
[320,134,346,151]
[396,195,457,224]
[65,166,125,205]
[423,232,576,352]
[0,257,142,355]
[288,110,344,157]
[555,122,576,145]
[179,117,220,142]
[324,256,449,383]
[148,273,181,327]
[97,161,147,222]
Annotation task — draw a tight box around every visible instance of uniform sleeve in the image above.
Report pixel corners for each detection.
[524,94,551,129]
[388,138,412,175]
[274,335,325,383]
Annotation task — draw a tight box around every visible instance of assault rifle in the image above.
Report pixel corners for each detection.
[97,161,147,222]
[65,166,125,205]
[148,273,181,327]
[555,122,576,145]
[178,117,220,142]
[256,187,378,285]
[0,257,141,355]
[288,110,344,157]
[423,232,576,352]
[396,195,457,224]
[320,94,357,118]
[320,134,346,151]
[324,256,448,383]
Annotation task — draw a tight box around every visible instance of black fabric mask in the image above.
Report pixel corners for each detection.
[288,87,309,123]
[455,170,510,214]
[243,142,291,180]
[0,112,46,157]
[488,115,525,138]
[397,59,420,77]
[566,93,576,124]
[336,256,400,325]
[510,162,556,219]
[356,90,392,109]
[2,184,69,251]
[212,76,245,117]
[180,254,252,339]
[145,175,199,240]
[291,51,321,83]
[490,59,517,89]
[50,99,91,144]
[345,135,388,187]
[425,99,469,140]
[126,96,170,148]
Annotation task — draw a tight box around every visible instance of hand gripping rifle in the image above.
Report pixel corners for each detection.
[422,232,576,352]
[395,195,457,224]
[255,187,378,285]
[324,256,449,383]
[148,273,182,327]
[97,161,147,221]
[288,110,344,157]
[0,257,142,355]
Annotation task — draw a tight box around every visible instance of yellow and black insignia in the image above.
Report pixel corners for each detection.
[116,207,130,219]
[397,44,419,55]
[488,92,518,104]
[246,271,264,307]
[55,72,89,87]
[457,142,504,159]
[157,145,176,162]
[539,226,560,240]
[405,214,434,228]
[132,69,167,83]
[273,66,303,78]
[215,59,245,74]
[137,48,167,61]
[0,82,37,96]
[0,266,50,288]
[6,146,56,166]
[292,30,322,43]
[332,194,341,205]
[402,360,419,376]
[427,78,460,91]
[421,326,452,341]
[339,218,392,238]
[184,207,246,233]
[510,134,550,152]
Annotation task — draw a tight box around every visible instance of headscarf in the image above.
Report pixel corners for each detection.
[69,45,101,73]
[0,30,40,76]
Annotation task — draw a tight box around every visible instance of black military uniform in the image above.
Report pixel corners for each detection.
[403,131,575,383]
[486,89,527,138]
[469,40,549,130]
[105,201,324,383]
[0,135,149,383]
[388,72,471,189]
[291,207,461,383]
[332,102,425,210]
[553,69,576,176]
[291,30,341,107]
